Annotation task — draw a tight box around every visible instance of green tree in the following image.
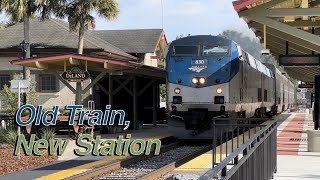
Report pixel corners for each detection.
[160,84,166,102]
[175,34,185,40]
[220,30,263,60]
[55,0,120,55]
[0,70,37,115]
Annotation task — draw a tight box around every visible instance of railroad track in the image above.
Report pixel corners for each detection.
[64,141,211,180]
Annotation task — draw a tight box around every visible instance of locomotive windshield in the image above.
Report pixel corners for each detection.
[203,45,230,57]
[173,45,199,56]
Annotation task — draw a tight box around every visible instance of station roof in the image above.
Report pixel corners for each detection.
[92,29,166,54]
[10,54,165,78]
[0,18,138,60]
[233,0,320,82]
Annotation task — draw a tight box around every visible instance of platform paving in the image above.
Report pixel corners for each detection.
[275,113,320,180]
[0,125,170,180]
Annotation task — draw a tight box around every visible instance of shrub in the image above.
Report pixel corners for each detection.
[40,127,55,140]
[0,70,37,115]
[1,128,19,147]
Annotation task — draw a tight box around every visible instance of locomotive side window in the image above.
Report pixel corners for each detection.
[258,88,262,102]
[203,45,230,56]
[173,46,199,56]
[264,89,268,101]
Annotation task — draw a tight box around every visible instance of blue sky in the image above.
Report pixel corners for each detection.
[0,0,257,41]
[94,0,257,41]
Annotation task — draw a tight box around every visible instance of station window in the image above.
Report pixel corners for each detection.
[39,74,58,92]
[0,75,10,89]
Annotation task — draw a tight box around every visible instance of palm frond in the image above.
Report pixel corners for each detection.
[96,0,119,20]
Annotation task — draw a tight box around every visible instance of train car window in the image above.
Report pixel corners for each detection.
[203,45,230,56]
[173,46,199,56]
[258,88,262,102]
[264,89,268,101]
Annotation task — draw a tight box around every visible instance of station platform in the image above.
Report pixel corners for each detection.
[0,125,171,180]
[275,113,320,180]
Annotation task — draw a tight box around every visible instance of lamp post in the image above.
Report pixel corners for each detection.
[20,40,29,104]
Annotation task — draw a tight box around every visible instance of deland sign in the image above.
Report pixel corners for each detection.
[62,67,90,82]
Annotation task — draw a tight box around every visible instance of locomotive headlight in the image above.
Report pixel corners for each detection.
[199,78,206,84]
[216,87,223,94]
[192,78,198,84]
[174,88,181,94]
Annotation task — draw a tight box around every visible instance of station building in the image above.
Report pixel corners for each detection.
[0,18,167,113]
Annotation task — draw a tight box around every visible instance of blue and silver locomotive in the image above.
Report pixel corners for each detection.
[166,35,294,139]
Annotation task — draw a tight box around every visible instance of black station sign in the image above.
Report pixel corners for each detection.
[62,67,90,82]
[279,55,320,66]
[298,84,314,88]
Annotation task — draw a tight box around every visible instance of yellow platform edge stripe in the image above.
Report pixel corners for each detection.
[175,119,277,173]
[35,133,172,180]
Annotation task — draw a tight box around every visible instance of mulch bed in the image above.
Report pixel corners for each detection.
[0,144,57,176]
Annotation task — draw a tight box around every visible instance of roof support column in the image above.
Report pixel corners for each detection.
[264,24,267,49]
[133,76,138,130]
[75,82,82,105]
[312,27,315,55]
[153,81,157,126]
[109,75,113,106]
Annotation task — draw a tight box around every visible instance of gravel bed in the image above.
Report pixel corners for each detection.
[0,144,57,176]
[95,146,205,180]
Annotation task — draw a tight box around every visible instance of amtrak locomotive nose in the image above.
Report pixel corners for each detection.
[166,35,294,139]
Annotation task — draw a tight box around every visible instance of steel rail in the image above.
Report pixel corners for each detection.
[64,137,179,180]
[138,145,212,180]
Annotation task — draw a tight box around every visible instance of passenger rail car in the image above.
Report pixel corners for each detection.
[166,35,294,139]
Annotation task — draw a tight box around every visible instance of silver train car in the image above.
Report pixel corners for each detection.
[166,35,294,139]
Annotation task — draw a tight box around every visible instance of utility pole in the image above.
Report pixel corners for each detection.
[20,40,29,104]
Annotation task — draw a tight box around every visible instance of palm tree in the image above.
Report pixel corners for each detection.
[55,0,119,105]
[0,0,59,58]
[0,0,59,103]
[56,0,119,55]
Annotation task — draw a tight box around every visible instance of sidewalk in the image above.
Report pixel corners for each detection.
[275,113,320,180]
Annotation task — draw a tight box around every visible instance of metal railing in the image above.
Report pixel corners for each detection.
[0,115,17,134]
[200,118,277,180]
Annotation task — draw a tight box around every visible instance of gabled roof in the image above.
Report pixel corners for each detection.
[0,18,137,60]
[92,29,166,53]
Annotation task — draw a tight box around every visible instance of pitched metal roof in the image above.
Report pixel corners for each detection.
[0,18,137,60]
[92,29,165,53]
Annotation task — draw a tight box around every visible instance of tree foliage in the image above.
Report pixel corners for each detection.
[220,30,263,59]
[160,84,166,102]
[0,0,58,22]
[220,29,296,83]
[55,0,120,54]
[0,70,37,115]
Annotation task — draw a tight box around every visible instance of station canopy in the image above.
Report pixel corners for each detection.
[11,54,165,79]
[233,0,320,82]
